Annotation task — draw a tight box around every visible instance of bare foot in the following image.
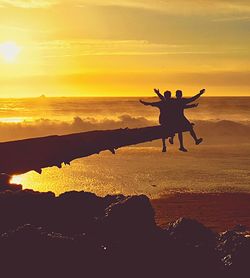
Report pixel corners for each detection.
[179,147,188,152]
[169,137,174,145]
[196,138,203,145]
[162,146,167,153]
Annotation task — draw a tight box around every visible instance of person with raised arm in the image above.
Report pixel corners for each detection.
[153,88,204,152]
[140,89,201,152]
[140,90,173,152]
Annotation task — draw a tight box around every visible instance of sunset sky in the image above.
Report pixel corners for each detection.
[0,0,249,97]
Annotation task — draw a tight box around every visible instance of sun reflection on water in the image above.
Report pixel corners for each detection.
[0,117,27,123]
[10,175,23,185]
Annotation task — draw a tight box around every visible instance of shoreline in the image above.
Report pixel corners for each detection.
[152,192,250,232]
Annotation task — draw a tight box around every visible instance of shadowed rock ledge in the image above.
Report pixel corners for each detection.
[0,188,249,278]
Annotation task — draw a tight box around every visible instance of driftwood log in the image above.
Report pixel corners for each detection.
[0,125,173,175]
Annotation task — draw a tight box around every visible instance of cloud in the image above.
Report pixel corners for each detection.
[1,70,250,88]
[0,1,249,47]
[168,71,250,87]
[31,39,208,57]
[0,0,58,8]
[21,39,248,58]
[212,16,250,22]
[1,0,250,15]
[77,0,250,15]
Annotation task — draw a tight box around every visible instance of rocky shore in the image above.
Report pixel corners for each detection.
[0,184,249,277]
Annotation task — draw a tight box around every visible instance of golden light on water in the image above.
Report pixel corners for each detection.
[10,175,23,185]
[0,41,21,63]
[0,117,26,123]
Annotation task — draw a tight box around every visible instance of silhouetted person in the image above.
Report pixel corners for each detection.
[154,88,204,152]
[140,91,173,152]
[173,89,204,151]
[140,90,197,152]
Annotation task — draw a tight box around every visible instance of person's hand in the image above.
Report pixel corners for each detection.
[194,103,199,107]
[154,88,160,94]
[200,89,205,94]
[139,99,144,104]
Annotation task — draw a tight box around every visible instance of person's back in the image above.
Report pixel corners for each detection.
[139,90,174,152]
[158,100,172,126]
[146,90,173,128]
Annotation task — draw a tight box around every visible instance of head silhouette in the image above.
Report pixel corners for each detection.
[164,91,171,100]
[176,90,183,99]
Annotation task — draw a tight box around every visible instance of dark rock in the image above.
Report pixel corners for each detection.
[55,191,105,233]
[0,188,248,278]
[218,230,250,276]
[160,218,221,278]
[103,194,126,207]
[167,217,217,246]
[1,223,44,241]
[0,183,22,192]
[0,173,12,185]
[231,224,248,233]
[218,230,248,254]
[103,195,156,239]
[0,173,22,191]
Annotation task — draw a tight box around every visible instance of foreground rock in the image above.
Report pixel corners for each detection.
[0,189,249,277]
[0,173,22,192]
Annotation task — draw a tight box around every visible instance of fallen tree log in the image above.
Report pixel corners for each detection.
[0,125,172,175]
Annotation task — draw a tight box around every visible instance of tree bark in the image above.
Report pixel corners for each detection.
[0,125,172,175]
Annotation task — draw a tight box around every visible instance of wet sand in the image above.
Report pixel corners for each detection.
[152,193,250,232]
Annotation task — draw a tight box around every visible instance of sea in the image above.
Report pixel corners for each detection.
[0,96,249,198]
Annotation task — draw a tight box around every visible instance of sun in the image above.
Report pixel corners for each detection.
[0,41,21,63]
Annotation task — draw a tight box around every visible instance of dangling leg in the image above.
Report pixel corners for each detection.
[161,123,168,152]
[162,137,167,152]
[169,135,174,145]
[189,127,203,145]
[178,132,188,152]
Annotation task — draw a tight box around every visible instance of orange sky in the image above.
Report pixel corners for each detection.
[0,0,249,97]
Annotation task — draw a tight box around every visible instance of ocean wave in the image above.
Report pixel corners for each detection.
[0,115,249,143]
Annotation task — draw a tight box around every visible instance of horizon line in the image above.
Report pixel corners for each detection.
[0,95,249,99]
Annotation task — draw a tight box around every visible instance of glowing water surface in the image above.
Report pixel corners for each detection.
[2,97,250,197]
[11,145,250,197]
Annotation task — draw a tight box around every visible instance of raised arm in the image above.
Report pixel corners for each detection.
[184,103,199,109]
[185,89,205,104]
[154,89,165,102]
[139,99,160,107]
